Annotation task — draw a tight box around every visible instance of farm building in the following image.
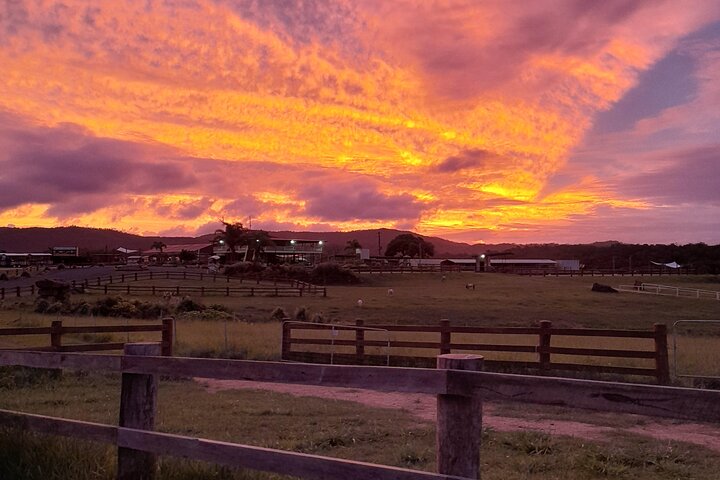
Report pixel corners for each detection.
[488,258,558,273]
[148,243,215,264]
[262,238,324,265]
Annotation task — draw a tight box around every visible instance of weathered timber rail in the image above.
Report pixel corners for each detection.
[0,319,173,356]
[0,270,326,298]
[1,348,720,479]
[282,320,670,384]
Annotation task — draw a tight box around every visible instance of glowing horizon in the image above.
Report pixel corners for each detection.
[1,1,719,244]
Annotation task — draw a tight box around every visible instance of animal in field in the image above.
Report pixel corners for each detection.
[465,283,475,290]
[387,288,394,296]
[357,299,364,307]
[441,275,447,282]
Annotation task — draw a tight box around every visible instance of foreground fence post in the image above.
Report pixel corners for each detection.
[161,318,174,357]
[538,320,552,371]
[355,319,365,364]
[654,323,670,385]
[118,343,160,480]
[437,354,483,479]
[439,319,451,354]
[281,321,291,360]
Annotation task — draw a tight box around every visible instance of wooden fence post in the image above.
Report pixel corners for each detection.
[538,320,552,371]
[436,354,483,479]
[355,319,365,364]
[161,318,174,357]
[440,319,451,354]
[281,322,291,360]
[0,287,4,300]
[654,323,670,385]
[50,320,63,351]
[118,343,160,480]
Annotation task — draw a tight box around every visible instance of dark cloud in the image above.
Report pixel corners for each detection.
[301,179,424,221]
[434,149,494,173]
[0,115,197,215]
[221,194,271,219]
[619,145,720,204]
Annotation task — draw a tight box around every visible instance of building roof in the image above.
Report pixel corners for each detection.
[154,243,214,254]
[490,259,556,264]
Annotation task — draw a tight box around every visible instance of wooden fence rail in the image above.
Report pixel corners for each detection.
[282,320,670,384]
[0,319,173,356]
[1,349,720,479]
[0,270,327,299]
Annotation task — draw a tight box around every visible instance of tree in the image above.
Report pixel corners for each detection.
[179,249,197,264]
[345,239,362,254]
[150,241,166,253]
[214,221,273,262]
[214,221,246,262]
[384,234,434,258]
[244,230,274,262]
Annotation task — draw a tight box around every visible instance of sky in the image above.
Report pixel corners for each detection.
[1,0,719,245]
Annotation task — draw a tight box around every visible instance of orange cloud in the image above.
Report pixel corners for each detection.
[1,0,718,240]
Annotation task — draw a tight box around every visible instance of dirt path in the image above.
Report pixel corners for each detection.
[198,379,720,452]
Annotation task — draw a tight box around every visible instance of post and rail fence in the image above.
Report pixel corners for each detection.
[0,319,173,356]
[0,270,326,299]
[1,347,720,479]
[282,319,670,384]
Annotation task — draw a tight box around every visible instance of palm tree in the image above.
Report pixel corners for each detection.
[214,221,246,262]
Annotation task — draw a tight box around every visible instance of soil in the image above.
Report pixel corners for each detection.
[197,378,720,452]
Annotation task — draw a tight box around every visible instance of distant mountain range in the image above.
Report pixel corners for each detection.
[1,227,718,272]
[0,226,494,256]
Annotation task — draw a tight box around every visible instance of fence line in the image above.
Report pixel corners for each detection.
[282,320,670,384]
[1,348,720,479]
[0,319,173,356]
[0,270,327,299]
[618,283,720,300]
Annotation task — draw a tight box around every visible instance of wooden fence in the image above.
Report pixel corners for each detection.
[0,270,326,299]
[282,320,670,384]
[0,319,173,356]
[1,348,720,480]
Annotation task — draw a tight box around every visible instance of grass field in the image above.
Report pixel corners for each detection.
[2,272,719,377]
[2,372,720,480]
[1,272,720,478]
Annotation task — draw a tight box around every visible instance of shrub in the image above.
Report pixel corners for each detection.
[45,302,69,315]
[0,273,7,281]
[175,297,205,313]
[309,262,359,285]
[223,262,264,276]
[270,307,287,321]
[208,303,232,313]
[34,299,50,313]
[311,312,326,324]
[294,306,308,322]
[20,271,31,278]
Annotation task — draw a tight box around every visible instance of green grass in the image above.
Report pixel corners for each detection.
[2,373,720,479]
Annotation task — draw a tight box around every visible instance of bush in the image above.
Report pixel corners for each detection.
[208,303,232,313]
[309,262,359,285]
[0,273,7,281]
[311,312,326,324]
[177,310,233,321]
[294,306,308,322]
[270,307,287,321]
[176,297,205,313]
[34,298,51,313]
[223,262,264,276]
[20,271,31,278]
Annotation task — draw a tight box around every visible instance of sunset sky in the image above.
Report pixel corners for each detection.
[1,1,719,244]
